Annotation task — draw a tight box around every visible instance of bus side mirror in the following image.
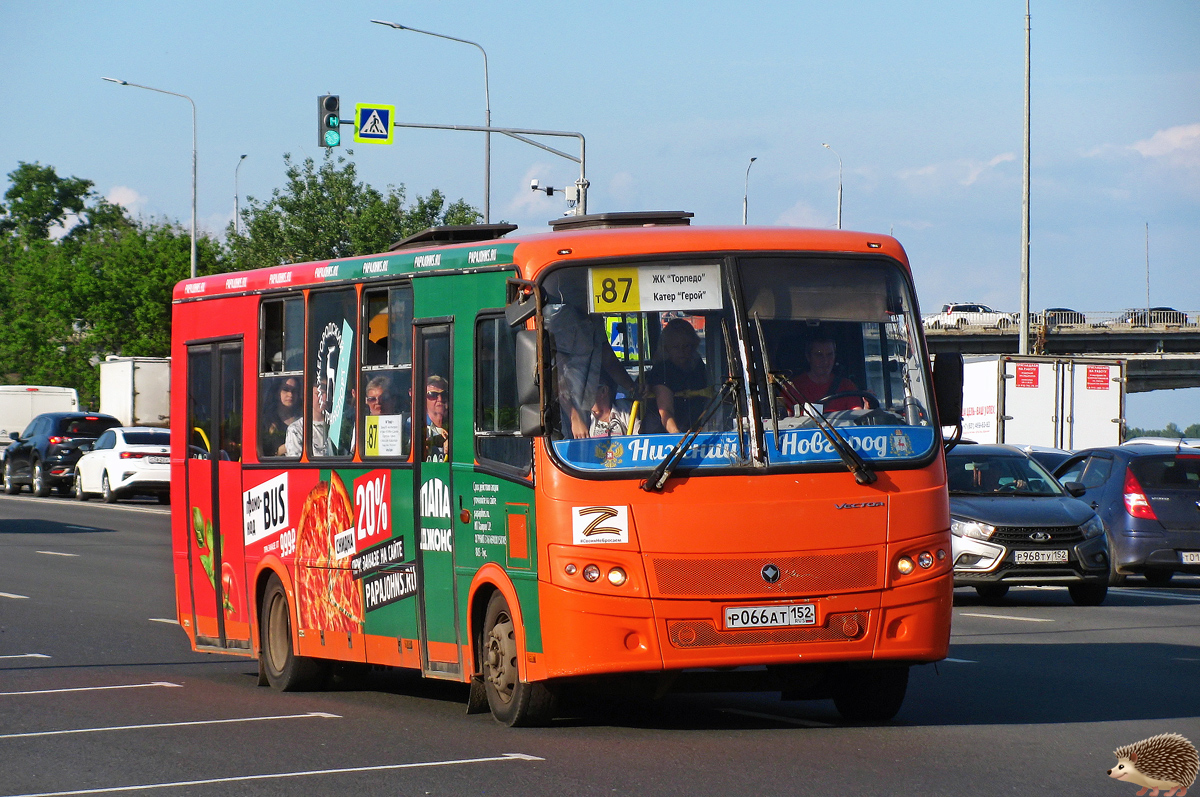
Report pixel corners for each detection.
[515,329,543,436]
[932,352,963,426]
[506,280,538,327]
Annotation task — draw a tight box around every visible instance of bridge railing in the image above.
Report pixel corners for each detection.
[924,310,1198,331]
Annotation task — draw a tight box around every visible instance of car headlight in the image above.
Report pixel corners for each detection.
[1080,514,1105,539]
[950,516,996,540]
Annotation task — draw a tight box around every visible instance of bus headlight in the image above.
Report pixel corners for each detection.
[896,556,915,575]
[582,564,601,582]
[607,567,627,586]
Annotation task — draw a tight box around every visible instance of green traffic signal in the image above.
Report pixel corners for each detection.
[325,114,340,129]
[318,94,341,148]
[324,129,341,147]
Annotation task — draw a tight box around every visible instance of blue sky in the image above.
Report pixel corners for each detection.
[3,1,1198,428]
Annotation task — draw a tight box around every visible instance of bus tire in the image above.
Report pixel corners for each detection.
[481,591,555,727]
[832,665,909,723]
[260,574,327,691]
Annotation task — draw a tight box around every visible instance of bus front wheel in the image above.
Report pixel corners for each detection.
[481,591,556,727]
[832,665,909,723]
[260,574,328,691]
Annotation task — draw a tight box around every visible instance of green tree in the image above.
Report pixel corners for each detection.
[0,161,94,241]
[225,150,481,271]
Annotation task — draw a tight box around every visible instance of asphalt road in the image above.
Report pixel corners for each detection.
[2,491,1198,797]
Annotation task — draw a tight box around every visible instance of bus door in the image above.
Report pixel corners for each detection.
[413,321,462,678]
[184,340,251,650]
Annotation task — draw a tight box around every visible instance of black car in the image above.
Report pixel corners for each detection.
[1110,307,1188,327]
[947,444,1110,605]
[1042,307,1086,326]
[1054,444,1200,585]
[3,412,121,497]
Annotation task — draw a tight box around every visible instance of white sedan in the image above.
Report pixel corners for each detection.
[74,427,171,503]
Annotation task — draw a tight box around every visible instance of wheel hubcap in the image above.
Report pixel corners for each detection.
[485,611,517,704]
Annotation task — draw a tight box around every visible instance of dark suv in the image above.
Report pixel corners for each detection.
[3,412,121,497]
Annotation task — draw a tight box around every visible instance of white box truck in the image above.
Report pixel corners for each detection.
[99,356,171,428]
[960,355,1125,449]
[0,385,80,454]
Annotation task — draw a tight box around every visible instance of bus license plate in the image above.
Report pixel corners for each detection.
[724,604,816,630]
[148,456,169,465]
[1014,549,1068,564]
[1181,552,1200,564]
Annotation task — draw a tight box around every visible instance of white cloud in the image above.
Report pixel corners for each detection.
[961,153,1015,186]
[107,185,147,214]
[1130,123,1200,168]
[504,164,569,216]
[775,200,827,228]
[896,164,938,180]
[607,171,636,204]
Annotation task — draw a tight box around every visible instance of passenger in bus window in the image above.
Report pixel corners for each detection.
[262,376,302,457]
[648,318,710,434]
[365,375,397,416]
[423,375,449,462]
[589,376,636,437]
[780,337,864,413]
[544,301,636,439]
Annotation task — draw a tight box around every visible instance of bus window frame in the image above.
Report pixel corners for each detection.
[474,309,534,478]
[533,251,943,481]
[257,295,305,462]
[360,281,414,463]
[306,285,360,462]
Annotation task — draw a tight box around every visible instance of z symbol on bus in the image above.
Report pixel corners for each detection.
[578,506,621,537]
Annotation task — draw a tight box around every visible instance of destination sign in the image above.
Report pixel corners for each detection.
[588,264,723,314]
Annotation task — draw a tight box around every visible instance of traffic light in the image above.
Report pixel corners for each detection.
[318,95,341,148]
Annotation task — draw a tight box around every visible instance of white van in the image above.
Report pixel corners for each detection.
[0,386,80,458]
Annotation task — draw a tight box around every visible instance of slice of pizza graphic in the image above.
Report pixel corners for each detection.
[295,472,364,634]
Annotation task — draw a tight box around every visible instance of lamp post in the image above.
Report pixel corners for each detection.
[102,77,197,279]
[1019,0,1032,354]
[234,154,247,237]
[822,143,842,230]
[742,157,757,225]
[372,20,491,224]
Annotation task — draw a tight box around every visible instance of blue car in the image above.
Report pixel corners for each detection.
[1055,443,1200,585]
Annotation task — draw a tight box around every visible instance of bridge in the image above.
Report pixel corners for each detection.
[923,316,1200,393]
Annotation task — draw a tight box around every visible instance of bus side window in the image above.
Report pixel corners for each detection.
[259,297,304,459]
[307,288,358,458]
[475,314,532,472]
[361,284,412,459]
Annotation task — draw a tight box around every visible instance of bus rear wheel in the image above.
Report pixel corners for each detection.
[481,591,555,727]
[260,574,328,691]
[832,665,909,723]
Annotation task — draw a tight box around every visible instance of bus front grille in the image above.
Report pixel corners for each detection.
[666,611,870,648]
[649,550,879,598]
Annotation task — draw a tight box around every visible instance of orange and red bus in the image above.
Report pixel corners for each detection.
[171,211,962,725]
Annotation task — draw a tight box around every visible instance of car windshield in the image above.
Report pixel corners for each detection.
[539,255,937,476]
[123,431,170,446]
[61,418,119,437]
[946,452,1062,496]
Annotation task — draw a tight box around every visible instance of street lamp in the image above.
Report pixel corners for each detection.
[102,77,197,279]
[742,157,757,225]
[234,154,247,236]
[372,20,491,224]
[822,143,842,230]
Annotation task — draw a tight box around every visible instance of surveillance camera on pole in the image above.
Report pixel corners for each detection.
[531,178,584,214]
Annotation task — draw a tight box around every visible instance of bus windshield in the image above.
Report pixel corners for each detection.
[541,255,937,476]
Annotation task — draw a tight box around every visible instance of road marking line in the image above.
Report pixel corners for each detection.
[0,710,340,740]
[36,551,79,557]
[0,654,51,660]
[1111,588,1200,603]
[0,681,181,697]
[719,708,833,728]
[943,657,977,663]
[148,618,179,625]
[64,526,96,531]
[0,752,544,797]
[0,592,29,600]
[959,612,1054,622]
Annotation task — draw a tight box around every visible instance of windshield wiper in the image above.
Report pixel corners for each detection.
[642,319,743,493]
[757,321,876,486]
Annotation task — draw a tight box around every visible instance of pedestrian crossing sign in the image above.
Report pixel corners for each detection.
[354,103,395,144]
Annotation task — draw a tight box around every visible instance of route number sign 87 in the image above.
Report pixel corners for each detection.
[589,267,640,313]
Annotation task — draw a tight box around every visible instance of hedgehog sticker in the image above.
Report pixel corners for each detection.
[1108,733,1198,796]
